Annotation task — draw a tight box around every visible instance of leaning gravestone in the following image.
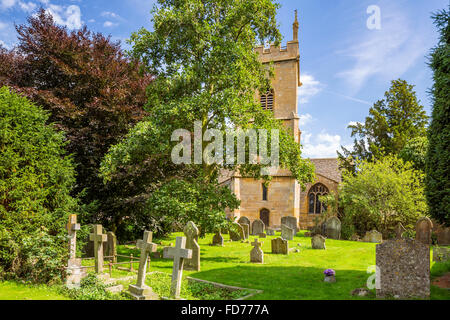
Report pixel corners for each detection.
[251,219,265,235]
[281,224,294,241]
[266,228,275,236]
[415,217,433,245]
[89,224,107,274]
[325,217,341,240]
[250,238,264,263]
[163,237,192,299]
[433,247,450,262]
[376,239,430,299]
[183,221,200,271]
[362,230,383,243]
[311,234,326,249]
[238,216,251,226]
[436,227,450,246]
[271,237,288,255]
[212,231,224,246]
[229,223,243,241]
[240,223,250,240]
[128,231,158,300]
[281,216,298,234]
[104,231,117,262]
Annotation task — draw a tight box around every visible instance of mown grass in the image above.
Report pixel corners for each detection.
[0,281,69,300]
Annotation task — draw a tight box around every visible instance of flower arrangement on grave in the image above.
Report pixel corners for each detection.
[323,269,335,277]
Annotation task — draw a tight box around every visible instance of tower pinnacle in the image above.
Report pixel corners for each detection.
[293,10,299,41]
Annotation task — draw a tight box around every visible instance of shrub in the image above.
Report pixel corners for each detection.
[0,87,77,283]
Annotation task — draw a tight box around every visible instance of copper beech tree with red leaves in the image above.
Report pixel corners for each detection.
[0,10,154,234]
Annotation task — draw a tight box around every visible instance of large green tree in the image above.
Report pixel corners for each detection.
[339,79,429,173]
[426,6,450,226]
[101,0,315,235]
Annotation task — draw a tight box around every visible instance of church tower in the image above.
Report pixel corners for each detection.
[254,10,302,144]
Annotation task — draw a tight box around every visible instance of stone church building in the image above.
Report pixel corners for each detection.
[219,13,341,230]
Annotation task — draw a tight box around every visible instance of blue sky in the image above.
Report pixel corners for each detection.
[0,0,447,158]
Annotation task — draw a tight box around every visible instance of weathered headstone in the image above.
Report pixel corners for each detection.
[89,224,107,274]
[311,234,326,249]
[128,231,158,300]
[259,233,267,238]
[433,247,450,262]
[266,228,275,236]
[251,219,265,236]
[183,221,200,271]
[376,239,430,299]
[105,231,117,262]
[212,231,224,246]
[281,224,295,241]
[238,216,250,226]
[436,227,450,246]
[66,214,82,288]
[281,216,298,234]
[394,222,406,239]
[250,238,264,263]
[240,223,250,240]
[362,230,383,243]
[271,237,289,254]
[229,222,243,241]
[415,217,433,245]
[163,236,193,299]
[325,216,341,240]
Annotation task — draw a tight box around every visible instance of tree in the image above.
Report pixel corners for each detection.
[0,87,77,283]
[425,6,450,226]
[336,155,426,239]
[399,136,428,172]
[339,79,429,173]
[100,0,315,235]
[0,10,152,229]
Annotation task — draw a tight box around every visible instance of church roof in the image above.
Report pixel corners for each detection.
[309,158,342,183]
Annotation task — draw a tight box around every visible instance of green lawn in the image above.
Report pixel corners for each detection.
[1,231,449,300]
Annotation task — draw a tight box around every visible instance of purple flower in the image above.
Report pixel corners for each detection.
[324,269,335,276]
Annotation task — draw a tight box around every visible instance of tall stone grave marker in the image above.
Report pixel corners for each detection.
[105,231,117,262]
[89,224,107,274]
[376,239,430,299]
[250,238,264,263]
[240,223,250,240]
[415,217,433,245]
[163,237,192,299]
[325,216,341,240]
[281,224,294,241]
[212,231,224,246]
[183,221,200,271]
[128,231,158,300]
[66,214,82,288]
[281,216,298,234]
[251,219,265,235]
[271,237,288,254]
[311,234,326,249]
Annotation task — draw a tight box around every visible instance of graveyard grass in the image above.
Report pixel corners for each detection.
[1,231,449,300]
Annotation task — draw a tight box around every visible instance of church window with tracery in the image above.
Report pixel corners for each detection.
[308,183,329,214]
[260,89,274,111]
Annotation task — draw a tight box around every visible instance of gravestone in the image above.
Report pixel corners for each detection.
[128,231,158,300]
[266,228,275,236]
[66,214,82,288]
[238,216,250,226]
[250,238,264,263]
[394,222,406,239]
[271,237,289,255]
[84,225,107,257]
[240,223,250,240]
[105,231,117,262]
[436,227,450,246]
[362,230,383,243]
[212,231,224,246]
[89,224,107,274]
[229,223,244,241]
[163,237,193,299]
[183,221,200,271]
[281,216,298,234]
[415,217,433,245]
[376,239,430,299]
[433,247,450,262]
[311,234,326,249]
[281,224,295,241]
[259,233,267,238]
[325,217,341,240]
[251,219,265,236]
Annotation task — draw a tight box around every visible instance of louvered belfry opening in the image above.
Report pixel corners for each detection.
[260,89,274,111]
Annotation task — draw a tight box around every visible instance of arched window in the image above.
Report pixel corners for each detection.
[260,89,274,111]
[308,183,329,214]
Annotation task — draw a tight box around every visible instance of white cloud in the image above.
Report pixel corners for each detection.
[101,11,121,20]
[347,121,361,127]
[336,3,427,93]
[301,131,342,158]
[18,1,36,12]
[0,21,7,29]
[298,73,322,104]
[103,21,118,28]
[0,0,16,9]
[46,4,82,29]
[299,113,313,127]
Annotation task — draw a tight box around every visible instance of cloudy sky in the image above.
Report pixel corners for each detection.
[0,0,447,158]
